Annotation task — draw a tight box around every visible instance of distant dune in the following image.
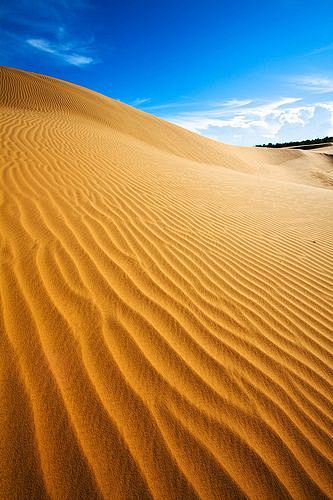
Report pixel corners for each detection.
[312,145,333,155]
[1,66,333,499]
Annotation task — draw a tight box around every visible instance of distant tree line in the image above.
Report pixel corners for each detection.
[255,136,333,148]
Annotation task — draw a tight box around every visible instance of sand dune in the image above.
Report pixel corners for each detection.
[0,66,333,499]
[312,145,333,155]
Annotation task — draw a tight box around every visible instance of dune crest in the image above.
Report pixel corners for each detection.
[1,66,333,499]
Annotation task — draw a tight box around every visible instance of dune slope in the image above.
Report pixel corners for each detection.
[0,66,333,499]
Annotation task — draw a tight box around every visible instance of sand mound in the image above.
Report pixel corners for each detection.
[1,66,333,499]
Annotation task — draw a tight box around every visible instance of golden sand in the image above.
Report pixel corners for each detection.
[0,66,333,499]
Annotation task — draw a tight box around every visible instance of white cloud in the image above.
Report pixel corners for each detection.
[0,0,99,67]
[158,76,333,145]
[64,54,93,65]
[27,38,55,53]
[144,98,253,113]
[317,102,333,135]
[159,96,333,146]
[217,99,253,107]
[26,36,95,66]
[292,76,333,94]
[131,97,151,107]
[166,98,302,133]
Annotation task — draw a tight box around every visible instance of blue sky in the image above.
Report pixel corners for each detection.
[1,0,333,145]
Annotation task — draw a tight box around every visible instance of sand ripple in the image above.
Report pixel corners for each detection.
[1,67,333,499]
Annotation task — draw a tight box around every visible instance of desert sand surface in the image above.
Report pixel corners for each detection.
[1,66,333,499]
[312,146,333,155]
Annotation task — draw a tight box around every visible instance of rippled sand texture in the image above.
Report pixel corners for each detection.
[1,66,333,499]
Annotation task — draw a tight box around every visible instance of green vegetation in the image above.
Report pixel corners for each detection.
[255,136,333,148]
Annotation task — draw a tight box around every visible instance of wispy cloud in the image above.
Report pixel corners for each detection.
[64,54,93,65]
[216,99,253,108]
[26,36,95,66]
[309,42,333,55]
[0,0,98,67]
[292,76,333,94]
[143,98,252,112]
[143,101,200,111]
[130,97,151,107]
[27,38,55,54]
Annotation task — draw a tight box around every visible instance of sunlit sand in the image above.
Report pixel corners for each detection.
[1,66,333,499]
